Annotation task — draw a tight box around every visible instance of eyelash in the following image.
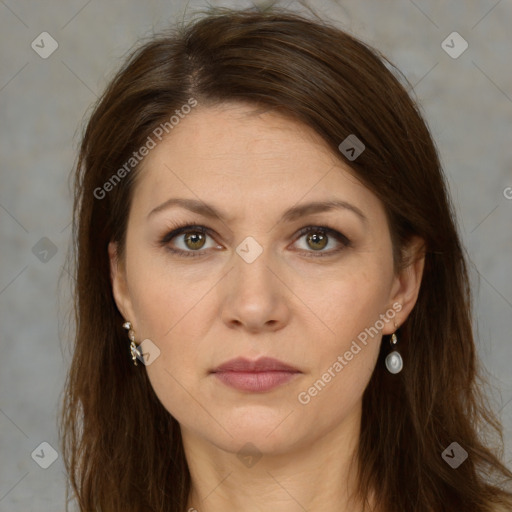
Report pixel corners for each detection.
[158,221,352,258]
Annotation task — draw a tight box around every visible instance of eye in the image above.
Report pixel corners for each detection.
[159,224,220,257]
[159,223,351,258]
[293,225,351,257]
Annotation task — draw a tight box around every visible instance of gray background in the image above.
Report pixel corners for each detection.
[0,0,511,510]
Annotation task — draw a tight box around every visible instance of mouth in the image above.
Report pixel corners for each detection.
[210,357,302,393]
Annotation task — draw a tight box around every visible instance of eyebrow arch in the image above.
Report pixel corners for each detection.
[147,197,367,224]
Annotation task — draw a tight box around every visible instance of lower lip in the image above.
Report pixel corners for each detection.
[213,371,299,392]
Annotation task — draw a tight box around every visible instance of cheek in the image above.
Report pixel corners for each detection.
[293,275,387,421]
[126,249,208,340]
[303,264,393,349]
[295,343,379,437]
[145,361,201,428]
[124,265,212,419]
[298,266,391,392]
[122,252,205,404]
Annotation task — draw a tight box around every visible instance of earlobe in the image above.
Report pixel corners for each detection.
[108,241,134,323]
[386,236,426,332]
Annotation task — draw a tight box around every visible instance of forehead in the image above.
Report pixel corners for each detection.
[151,102,336,166]
[130,102,382,223]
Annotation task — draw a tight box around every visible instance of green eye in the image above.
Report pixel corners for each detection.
[183,231,207,251]
[160,223,351,258]
[305,230,328,251]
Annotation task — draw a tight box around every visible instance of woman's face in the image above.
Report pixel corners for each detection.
[110,102,422,456]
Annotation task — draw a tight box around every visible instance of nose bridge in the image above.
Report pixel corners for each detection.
[232,234,277,299]
[221,234,289,331]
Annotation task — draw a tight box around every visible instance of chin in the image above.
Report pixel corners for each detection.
[206,409,307,455]
[212,427,303,458]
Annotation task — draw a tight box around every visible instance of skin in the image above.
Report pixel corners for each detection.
[109,102,425,512]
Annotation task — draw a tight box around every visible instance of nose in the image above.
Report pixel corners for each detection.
[220,245,291,334]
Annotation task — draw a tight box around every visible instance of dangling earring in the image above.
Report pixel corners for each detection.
[385,327,403,374]
[123,321,141,366]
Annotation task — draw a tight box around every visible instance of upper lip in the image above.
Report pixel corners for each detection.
[212,357,301,373]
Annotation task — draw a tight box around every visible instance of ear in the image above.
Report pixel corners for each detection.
[108,241,136,325]
[383,236,425,334]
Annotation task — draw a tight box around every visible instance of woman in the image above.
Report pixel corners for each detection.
[60,6,512,512]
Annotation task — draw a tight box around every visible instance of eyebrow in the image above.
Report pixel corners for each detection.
[147,197,367,224]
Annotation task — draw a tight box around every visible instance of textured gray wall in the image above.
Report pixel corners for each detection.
[0,0,511,509]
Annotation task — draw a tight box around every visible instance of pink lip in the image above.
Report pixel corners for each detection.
[211,357,301,392]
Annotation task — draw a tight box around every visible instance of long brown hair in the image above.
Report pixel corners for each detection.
[60,6,512,511]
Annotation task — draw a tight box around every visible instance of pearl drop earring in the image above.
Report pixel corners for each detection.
[385,328,403,374]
